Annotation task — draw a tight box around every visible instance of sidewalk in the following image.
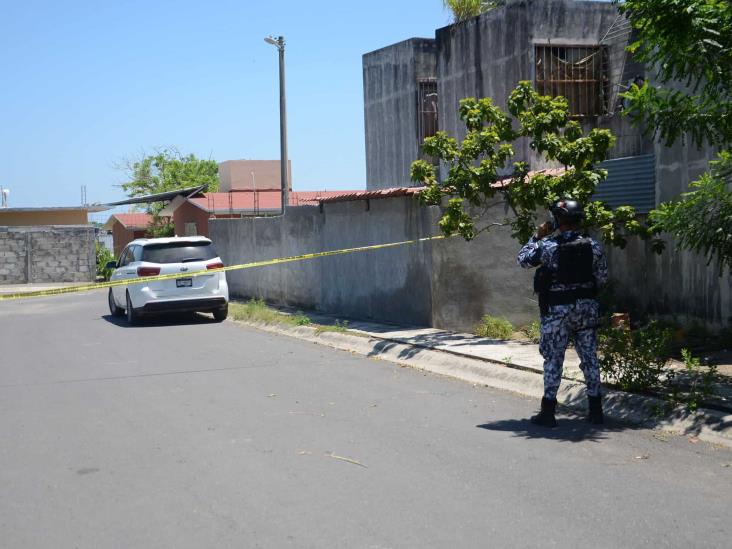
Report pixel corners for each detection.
[236,305,732,447]
[304,309,732,410]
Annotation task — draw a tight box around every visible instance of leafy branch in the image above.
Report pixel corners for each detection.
[620,0,732,272]
[410,81,663,250]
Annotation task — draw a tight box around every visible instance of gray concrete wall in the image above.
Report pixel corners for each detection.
[211,196,730,332]
[0,226,96,284]
[363,38,437,190]
[211,206,324,311]
[604,135,729,329]
[606,236,732,329]
[430,205,536,332]
[211,197,536,331]
[436,0,532,150]
[212,198,436,327]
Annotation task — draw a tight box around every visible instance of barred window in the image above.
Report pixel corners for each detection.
[417,80,438,147]
[535,45,607,117]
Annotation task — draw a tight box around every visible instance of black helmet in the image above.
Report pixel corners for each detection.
[550,198,584,225]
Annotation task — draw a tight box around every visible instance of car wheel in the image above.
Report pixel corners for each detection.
[126,291,138,325]
[108,288,124,317]
[213,304,228,322]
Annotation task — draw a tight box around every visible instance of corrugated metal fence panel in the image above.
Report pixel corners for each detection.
[594,154,656,213]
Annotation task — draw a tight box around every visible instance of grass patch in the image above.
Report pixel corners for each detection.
[230,299,312,327]
[474,315,514,340]
[314,319,350,335]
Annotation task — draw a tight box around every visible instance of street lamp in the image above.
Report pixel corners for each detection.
[264,35,289,214]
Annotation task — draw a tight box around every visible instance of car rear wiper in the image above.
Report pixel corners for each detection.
[180,257,205,263]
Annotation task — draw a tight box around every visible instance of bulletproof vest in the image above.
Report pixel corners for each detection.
[555,237,594,286]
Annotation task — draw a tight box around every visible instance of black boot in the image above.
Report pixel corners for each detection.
[588,395,604,425]
[530,397,557,427]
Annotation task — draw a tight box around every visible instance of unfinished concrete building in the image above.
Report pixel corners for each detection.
[362,0,729,327]
[363,1,653,207]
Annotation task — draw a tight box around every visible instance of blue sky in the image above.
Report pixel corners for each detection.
[0,0,450,208]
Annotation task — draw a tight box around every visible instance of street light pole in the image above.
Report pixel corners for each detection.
[264,35,289,214]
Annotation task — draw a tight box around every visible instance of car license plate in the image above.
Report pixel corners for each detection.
[176,278,193,288]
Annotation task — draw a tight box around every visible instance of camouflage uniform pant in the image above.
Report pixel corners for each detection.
[539,298,601,400]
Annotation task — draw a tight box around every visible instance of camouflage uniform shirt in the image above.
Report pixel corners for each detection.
[516,230,608,400]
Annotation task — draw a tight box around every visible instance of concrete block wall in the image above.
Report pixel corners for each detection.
[0,230,28,283]
[0,226,97,284]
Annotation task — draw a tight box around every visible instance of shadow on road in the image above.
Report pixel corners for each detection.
[476,415,632,443]
[101,312,219,328]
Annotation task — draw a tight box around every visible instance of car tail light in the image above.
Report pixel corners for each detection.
[207,261,225,271]
[137,266,161,277]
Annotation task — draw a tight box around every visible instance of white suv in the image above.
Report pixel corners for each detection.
[106,236,229,325]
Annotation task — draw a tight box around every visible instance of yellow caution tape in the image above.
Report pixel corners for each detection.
[0,235,446,301]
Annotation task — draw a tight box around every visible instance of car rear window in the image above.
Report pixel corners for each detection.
[141,241,218,264]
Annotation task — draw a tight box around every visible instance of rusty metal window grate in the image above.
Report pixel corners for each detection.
[535,45,607,117]
[417,80,439,148]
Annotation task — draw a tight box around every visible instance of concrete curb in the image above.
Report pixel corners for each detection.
[231,319,732,448]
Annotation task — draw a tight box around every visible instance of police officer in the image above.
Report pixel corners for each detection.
[517,199,608,427]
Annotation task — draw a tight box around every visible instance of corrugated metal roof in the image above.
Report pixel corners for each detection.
[595,154,656,213]
[104,185,207,206]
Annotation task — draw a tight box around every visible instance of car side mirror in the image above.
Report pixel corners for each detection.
[105,260,117,270]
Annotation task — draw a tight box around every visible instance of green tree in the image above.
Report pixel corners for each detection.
[442,0,502,23]
[120,148,219,237]
[620,0,732,272]
[410,81,660,249]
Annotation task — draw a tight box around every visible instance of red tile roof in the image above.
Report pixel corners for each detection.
[314,168,567,203]
[179,168,567,212]
[187,190,364,213]
[112,213,153,229]
[314,187,425,203]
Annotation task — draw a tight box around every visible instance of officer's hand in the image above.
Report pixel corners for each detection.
[536,221,554,239]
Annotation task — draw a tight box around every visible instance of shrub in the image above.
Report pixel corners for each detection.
[521,320,541,343]
[667,349,719,412]
[475,315,514,339]
[293,311,312,326]
[96,243,115,281]
[598,322,673,393]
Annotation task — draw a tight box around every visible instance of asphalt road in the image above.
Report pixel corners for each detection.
[1,292,731,548]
